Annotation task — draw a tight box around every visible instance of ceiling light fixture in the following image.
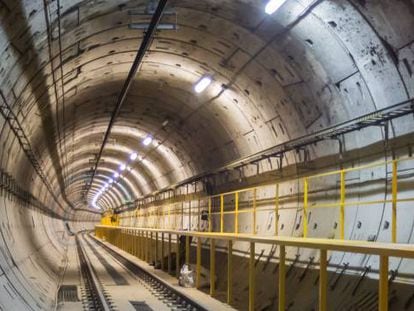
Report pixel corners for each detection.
[120,164,126,171]
[194,76,212,93]
[265,0,287,15]
[113,172,119,178]
[143,136,153,146]
[130,152,138,161]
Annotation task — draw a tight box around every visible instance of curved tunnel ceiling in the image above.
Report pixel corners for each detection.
[1,0,413,217]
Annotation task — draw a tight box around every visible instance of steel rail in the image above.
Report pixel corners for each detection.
[86,0,168,198]
[76,233,112,311]
[90,232,208,311]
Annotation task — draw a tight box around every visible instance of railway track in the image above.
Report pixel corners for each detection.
[75,232,207,311]
[76,233,114,310]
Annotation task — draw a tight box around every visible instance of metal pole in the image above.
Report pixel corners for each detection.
[210,239,216,296]
[279,245,286,311]
[196,238,201,288]
[249,242,255,311]
[340,170,346,239]
[304,178,308,238]
[235,192,239,234]
[392,161,398,243]
[227,240,233,304]
[379,255,389,311]
[319,249,327,311]
[220,195,224,233]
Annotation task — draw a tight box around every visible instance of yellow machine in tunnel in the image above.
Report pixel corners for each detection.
[100,211,119,226]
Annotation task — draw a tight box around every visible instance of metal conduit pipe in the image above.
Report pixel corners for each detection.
[87,0,169,196]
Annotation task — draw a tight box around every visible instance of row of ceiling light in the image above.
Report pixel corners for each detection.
[91,135,154,209]
[91,1,283,209]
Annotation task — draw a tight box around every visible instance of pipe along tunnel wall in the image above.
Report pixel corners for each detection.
[0,0,414,310]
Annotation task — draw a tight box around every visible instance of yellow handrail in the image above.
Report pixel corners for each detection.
[95,225,414,311]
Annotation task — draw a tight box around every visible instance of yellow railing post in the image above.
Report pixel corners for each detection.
[340,170,346,239]
[161,232,165,270]
[220,195,224,233]
[319,249,327,311]
[150,231,154,263]
[196,238,201,288]
[208,197,212,232]
[145,231,149,262]
[279,245,285,311]
[304,178,309,238]
[138,230,142,259]
[379,255,389,311]
[176,234,180,278]
[168,233,172,274]
[235,192,239,234]
[198,199,201,232]
[133,231,137,256]
[210,239,216,296]
[392,160,398,243]
[189,200,192,231]
[275,184,279,236]
[253,188,257,234]
[249,242,255,311]
[227,240,233,304]
[155,232,159,266]
[185,235,190,265]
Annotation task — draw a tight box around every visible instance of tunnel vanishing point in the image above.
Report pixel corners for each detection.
[0,0,414,310]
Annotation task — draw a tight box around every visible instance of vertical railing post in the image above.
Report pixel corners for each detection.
[168,233,172,274]
[303,178,309,238]
[208,197,212,232]
[185,235,190,265]
[155,232,159,266]
[139,230,142,259]
[235,192,239,234]
[275,184,279,236]
[196,238,201,288]
[176,234,180,278]
[319,249,327,311]
[340,170,346,240]
[227,240,233,304]
[198,199,201,232]
[210,239,216,296]
[161,232,165,270]
[279,245,286,311]
[220,195,224,233]
[249,242,255,311]
[145,231,149,263]
[253,189,257,234]
[133,230,137,256]
[189,200,192,231]
[392,160,398,243]
[379,255,389,311]
[150,232,154,264]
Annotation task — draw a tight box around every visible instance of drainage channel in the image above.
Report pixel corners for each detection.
[89,233,208,311]
[76,233,114,311]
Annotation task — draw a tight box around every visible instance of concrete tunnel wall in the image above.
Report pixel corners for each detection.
[0,0,413,309]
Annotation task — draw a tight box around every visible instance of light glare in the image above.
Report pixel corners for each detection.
[120,164,126,171]
[265,0,287,14]
[194,76,212,93]
[130,152,138,161]
[143,136,153,146]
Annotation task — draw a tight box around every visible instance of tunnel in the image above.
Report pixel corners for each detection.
[0,0,413,310]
